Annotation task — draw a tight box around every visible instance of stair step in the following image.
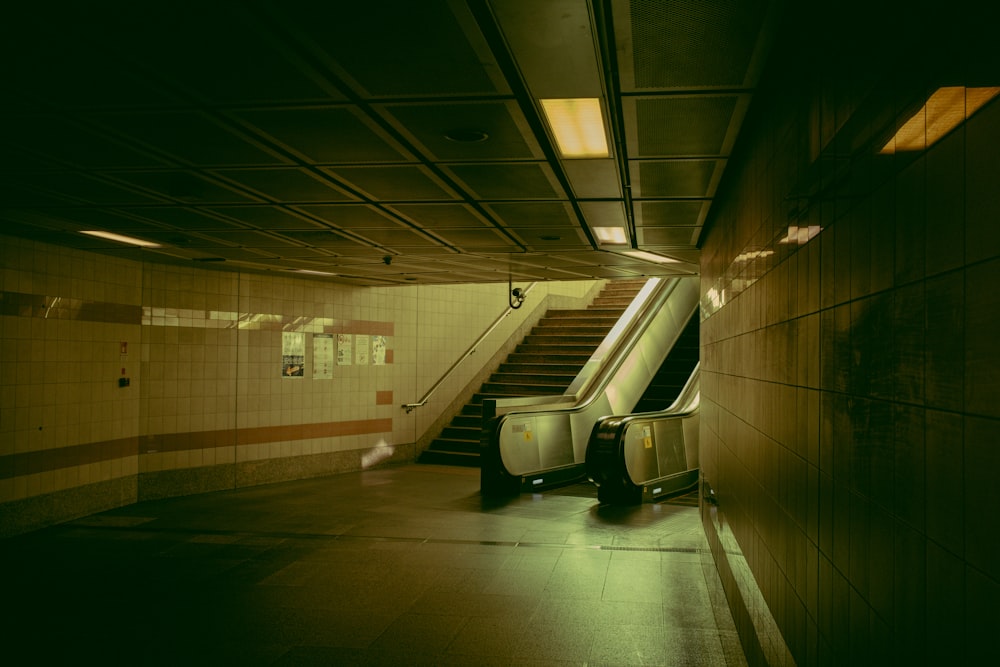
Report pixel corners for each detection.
[449,417,481,431]
[490,372,578,384]
[533,322,615,333]
[498,362,583,374]
[512,343,595,354]
[479,382,568,394]
[544,309,628,318]
[441,424,480,439]
[433,432,481,448]
[523,334,606,345]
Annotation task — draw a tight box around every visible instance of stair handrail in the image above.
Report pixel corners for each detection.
[402,281,539,414]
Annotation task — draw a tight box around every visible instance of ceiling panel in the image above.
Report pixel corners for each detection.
[632,160,718,198]
[8,173,165,206]
[324,166,459,201]
[105,171,260,204]
[0,116,169,169]
[635,201,708,228]
[91,111,290,167]
[386,203,496,230]
[620,0,771,91]
[210,168,357,202]
[232,107,409,163]
[295,204,410,230]
[445,163,562,199]
[629,96,741,157]
[381,101,540,161]
[285,1,502,97]
[204,206,329,230]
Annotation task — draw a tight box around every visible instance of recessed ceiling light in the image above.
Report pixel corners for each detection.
[444,129,489,143]
[593,226,628,245]
[80,230,161,248]
[623,250,679,264]
[880,86,1000,154]
[539,98,609,158]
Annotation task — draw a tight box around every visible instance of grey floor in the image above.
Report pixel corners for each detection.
[2,464,746,666]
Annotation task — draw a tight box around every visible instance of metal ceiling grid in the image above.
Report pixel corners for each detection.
[0,0,780,285]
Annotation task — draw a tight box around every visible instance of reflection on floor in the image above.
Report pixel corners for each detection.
[1,464,746,666]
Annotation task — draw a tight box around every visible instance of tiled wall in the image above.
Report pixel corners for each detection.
[699,7,1000,665]
[0,235,598,534]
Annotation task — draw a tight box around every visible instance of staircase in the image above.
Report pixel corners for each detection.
[418,279,648,467]
[630,312,700,413]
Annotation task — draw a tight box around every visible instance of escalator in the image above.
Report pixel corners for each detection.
[585,363,700,504]
[480,276,699,496]
[584,304,701,505]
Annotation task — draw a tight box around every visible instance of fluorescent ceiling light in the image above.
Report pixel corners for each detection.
[293,269,336,276]
[623,250,679,264]
[593,226,628,245]
[80,230,161,248]
[880,86,1000,154]
[539,98,609,158]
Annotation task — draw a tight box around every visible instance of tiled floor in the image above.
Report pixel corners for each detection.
[2,464,746,666]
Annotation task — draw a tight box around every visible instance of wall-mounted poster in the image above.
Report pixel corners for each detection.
[282,331,305,377]
[313,333,333,379]
[337,334,352,365]
[372,335,386,365]
[355,334,369,365]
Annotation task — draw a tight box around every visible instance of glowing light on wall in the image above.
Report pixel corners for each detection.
[880,86,1000,154]
[778,226,822,245]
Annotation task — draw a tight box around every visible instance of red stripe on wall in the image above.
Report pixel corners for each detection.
[0,419,394,478]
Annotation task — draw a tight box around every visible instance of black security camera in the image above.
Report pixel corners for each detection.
[383,255,392,265]
[509,286,525,309]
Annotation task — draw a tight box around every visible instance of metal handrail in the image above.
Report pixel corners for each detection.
[402,282,538,413]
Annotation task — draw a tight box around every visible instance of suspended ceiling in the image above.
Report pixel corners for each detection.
[0,0,779,286]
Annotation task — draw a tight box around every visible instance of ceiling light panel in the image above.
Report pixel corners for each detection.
[540,98,610,158]
[593,227,628,244]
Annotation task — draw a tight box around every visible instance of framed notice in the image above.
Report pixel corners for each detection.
[337,334,352,366]
[372,335,386,365]
[355,334,369,366]
[313,333,333,379]
[282,332,305,377]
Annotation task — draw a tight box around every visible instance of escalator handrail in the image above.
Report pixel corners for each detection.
[487,276,686,421]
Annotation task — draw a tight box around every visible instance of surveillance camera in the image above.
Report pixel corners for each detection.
[511,287,523,298]
[383,255,392,265]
